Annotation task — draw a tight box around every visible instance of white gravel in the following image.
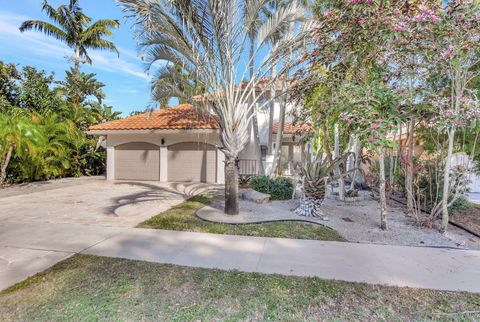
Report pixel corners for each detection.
[197,193,477,249]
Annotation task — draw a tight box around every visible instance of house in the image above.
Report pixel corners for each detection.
[88,87,313,183]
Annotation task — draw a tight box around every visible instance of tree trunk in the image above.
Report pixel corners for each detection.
[322,123,333,162]
[389,131,396,190]
[0,144,14,186]
[346,134,355,172]
[334,123,344,200]
[269,94,286,177]
[249,33,265,175]
[224,156,239,215]
[441,128,455,232]
[405,119,415,214]
[75,46,80,70]
[350,136,361,190]
[379,146,388,230]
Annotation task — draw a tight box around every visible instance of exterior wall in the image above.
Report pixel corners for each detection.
[105,131,224,184]
[240,101,297,161]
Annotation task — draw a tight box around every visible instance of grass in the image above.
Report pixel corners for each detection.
[1,255,480,321]
[137,194,345,242]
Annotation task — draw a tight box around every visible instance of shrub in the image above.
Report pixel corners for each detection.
[249,176,294,200]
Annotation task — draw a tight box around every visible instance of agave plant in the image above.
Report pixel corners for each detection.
[295,152,353,217]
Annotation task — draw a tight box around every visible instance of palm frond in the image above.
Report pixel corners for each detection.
[19,20,68,43]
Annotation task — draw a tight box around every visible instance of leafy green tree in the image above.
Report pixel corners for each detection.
[17,66,60,114]
[0,61,20,112]
[19,0,120,69]
[56,67,106,105]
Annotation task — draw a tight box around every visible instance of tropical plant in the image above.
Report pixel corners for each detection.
[10,113,84,182]
[56,67,106,105]
[0,111,40,185]
[150,64,204,107]
[19,0,119,68]
[120,0,311,215]
[295,151,352,217]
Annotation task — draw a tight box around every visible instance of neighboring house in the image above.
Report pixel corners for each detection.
[88,86,312,183]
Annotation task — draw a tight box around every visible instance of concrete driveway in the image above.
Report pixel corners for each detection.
[0,177,213,290]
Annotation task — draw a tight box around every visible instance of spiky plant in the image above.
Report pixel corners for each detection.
[295,152,352,217]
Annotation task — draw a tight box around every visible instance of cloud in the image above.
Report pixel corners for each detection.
[0,10,149,81]
[117,89,139,94]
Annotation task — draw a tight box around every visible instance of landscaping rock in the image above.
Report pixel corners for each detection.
[239,189,270,204]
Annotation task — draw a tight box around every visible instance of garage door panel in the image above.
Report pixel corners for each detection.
[168,142,216,183]
[115,142,160,181]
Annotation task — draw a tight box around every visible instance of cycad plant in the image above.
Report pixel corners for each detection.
[19,0,119,69]
[120,0,311,215]
[295,151,353,217]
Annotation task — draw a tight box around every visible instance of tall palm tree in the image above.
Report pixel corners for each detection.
[19,0,120,69]
[120,0,310,215]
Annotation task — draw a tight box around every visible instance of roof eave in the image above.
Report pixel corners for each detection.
[87,128,220,135]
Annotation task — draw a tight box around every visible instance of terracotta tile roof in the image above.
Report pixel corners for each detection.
[272,122,313,135]
[89,104,219,131]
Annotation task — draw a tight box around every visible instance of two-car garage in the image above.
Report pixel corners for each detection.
[113,141,218,183]
[88,104,224,184]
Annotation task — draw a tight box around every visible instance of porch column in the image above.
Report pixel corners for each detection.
[216,148,225,184]
[288,144,294,174]
[106,146,115,180]
[160,146,168,182]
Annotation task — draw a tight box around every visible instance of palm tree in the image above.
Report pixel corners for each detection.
[120,0,311,215]
[19,0,119,69]
[150,64,204,108]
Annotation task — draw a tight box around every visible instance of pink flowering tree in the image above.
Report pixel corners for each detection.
[425,0,480,231]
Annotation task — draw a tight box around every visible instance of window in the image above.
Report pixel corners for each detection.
[261,145,268,161]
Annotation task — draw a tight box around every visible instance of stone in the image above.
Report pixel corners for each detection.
[239,188,270,204]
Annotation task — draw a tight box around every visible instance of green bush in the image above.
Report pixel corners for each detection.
[249,176,294,200]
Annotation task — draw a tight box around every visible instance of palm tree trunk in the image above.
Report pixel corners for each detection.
[74,45,81,70]
[0,145,14,186]
[441,128,455,232]
[224,156,239,215]
[379,146,388,230]
[405,119,415,213]
[249,34,265,175]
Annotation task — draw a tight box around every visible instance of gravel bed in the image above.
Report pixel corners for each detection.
[197,194,474,249]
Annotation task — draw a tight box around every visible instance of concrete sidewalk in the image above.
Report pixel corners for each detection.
[2,225,480,293]
[82,228,480,293]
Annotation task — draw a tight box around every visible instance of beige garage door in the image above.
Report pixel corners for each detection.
[168,142,216,183]
[115,142,160,181]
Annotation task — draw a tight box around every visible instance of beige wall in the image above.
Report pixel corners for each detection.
[105,131,224,184]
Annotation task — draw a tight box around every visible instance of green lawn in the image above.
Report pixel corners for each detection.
[1,255,479,321]
[137,194,345,242]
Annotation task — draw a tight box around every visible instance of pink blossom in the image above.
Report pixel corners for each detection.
[393,24,407,33]
[442,48,455,60]
[370,122,380,130]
